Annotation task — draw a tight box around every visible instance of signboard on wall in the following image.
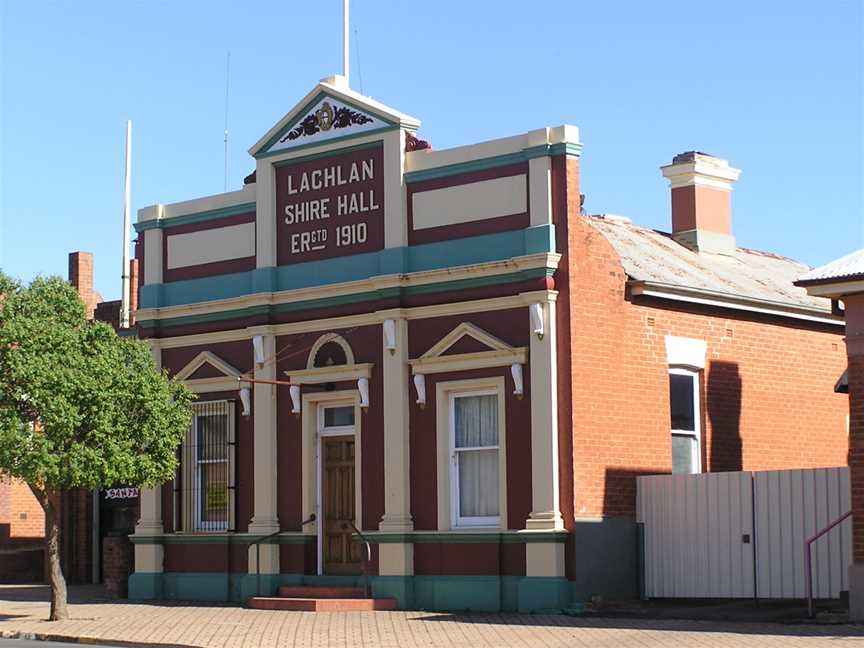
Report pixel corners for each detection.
[275,143,384,265]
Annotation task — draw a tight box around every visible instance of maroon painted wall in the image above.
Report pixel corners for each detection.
[408,309,532,532]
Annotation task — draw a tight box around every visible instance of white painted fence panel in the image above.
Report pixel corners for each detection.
[637,472,755,598]
[637,467,851,600]
[754,468,851,599]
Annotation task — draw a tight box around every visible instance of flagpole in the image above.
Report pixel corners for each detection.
[120,120,132,329]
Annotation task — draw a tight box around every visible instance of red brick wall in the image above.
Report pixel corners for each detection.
[0,476,44,539]
[559,167,848,520]
[849,353,864,563]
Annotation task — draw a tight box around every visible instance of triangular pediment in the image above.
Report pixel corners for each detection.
[422,322,514,359]
[174,351,242,382]
[251,76,420,158]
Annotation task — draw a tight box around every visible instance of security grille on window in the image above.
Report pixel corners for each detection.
[450,392,500,527]
[176,400,236,532]
[669,369,701,474]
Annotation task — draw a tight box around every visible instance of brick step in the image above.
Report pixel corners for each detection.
[278,585,366,599]
[248,596,398,612]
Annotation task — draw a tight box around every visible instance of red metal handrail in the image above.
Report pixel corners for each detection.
[805,510,852,618]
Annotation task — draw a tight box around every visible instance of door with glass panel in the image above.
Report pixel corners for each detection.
[450,391,500,527]
[318,404,361,575]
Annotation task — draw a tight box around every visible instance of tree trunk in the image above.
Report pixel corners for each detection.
[29,485,69,621]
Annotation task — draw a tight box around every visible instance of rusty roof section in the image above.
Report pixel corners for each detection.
[585,215,833,315]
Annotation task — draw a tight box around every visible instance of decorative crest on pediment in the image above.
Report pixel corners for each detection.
[265,96,386,154]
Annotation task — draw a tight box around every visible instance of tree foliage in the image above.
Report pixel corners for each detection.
[0,272,193,491]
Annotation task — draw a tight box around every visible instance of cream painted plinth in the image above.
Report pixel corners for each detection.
[133,486,165,573]
[525,540,565,578]
[133,543,164,574]
[379,543,414,576]
[248,544,280,576]
[526,299,565,531]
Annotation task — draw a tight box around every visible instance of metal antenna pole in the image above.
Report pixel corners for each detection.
[120,120,132,329]
[223,51,230,193]
[343,0,349,86]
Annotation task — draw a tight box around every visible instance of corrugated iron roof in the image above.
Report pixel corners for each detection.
[796,247,864,285]
[585,215,832,314]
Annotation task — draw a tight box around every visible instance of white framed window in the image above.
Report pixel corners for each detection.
[669,368,701,474]
[449,390,501,528]
[180,400,235,532]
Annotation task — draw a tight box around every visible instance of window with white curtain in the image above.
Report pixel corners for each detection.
[669,368,701,474]
[449,391,500,527]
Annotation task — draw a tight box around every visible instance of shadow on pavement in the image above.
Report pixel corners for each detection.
[413,611,864,638]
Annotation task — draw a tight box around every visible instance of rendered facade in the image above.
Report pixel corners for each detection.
[128,76,848,611]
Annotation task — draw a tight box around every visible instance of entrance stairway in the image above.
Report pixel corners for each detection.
[247,583,397,612]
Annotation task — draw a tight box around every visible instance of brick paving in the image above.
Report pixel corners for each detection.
[1,587,863,647]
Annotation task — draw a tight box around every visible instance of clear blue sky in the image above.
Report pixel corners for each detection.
[1,1,862,300]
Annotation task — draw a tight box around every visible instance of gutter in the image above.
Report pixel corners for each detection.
[628,280,843,327]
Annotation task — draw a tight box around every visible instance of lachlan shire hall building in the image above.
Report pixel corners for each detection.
[129,76,848,611]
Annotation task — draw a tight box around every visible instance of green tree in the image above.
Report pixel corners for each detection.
[0,273,193,620]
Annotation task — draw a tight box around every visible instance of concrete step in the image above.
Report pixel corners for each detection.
[301,575,362,587]
[248,596,398,612]
[278,585,366,599]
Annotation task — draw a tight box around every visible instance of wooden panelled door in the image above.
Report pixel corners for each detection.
[322,435,361,574]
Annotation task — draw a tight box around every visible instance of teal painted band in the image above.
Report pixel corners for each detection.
[129,534,315,545]
[129,572,571,611]
[134,202,256,233]
[404,142,582,183]
[137,267,549,331]
[364,531,569,544]
[139,225,556,311]
[253,90,401,157]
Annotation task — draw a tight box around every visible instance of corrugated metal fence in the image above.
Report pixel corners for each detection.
[637,467,851,599]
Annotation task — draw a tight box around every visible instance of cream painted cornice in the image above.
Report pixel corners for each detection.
[409,349,527,375]
[286,363,373,385]
[147,290,559,350]
[136,253,560,325]
[184,376,242,394]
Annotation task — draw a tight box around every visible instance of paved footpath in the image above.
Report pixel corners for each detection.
[2,595,864,647]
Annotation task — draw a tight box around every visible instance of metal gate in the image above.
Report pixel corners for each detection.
[636,467,852,599]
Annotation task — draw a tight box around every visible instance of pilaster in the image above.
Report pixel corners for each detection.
[526,298,565,533]
[133,343,164,575]
[248,331,279,533]
[255,159,276,267]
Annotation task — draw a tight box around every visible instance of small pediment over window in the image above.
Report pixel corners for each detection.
[410,322,527,375]
[421,322,514,359]
[174,351,242,382]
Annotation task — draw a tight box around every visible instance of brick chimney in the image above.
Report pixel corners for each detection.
[68,251,101,319]
[660,151,741,256]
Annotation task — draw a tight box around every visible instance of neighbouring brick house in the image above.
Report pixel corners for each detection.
[127,76,848,611]
[0,477,44,581]
[795,249,864,619]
